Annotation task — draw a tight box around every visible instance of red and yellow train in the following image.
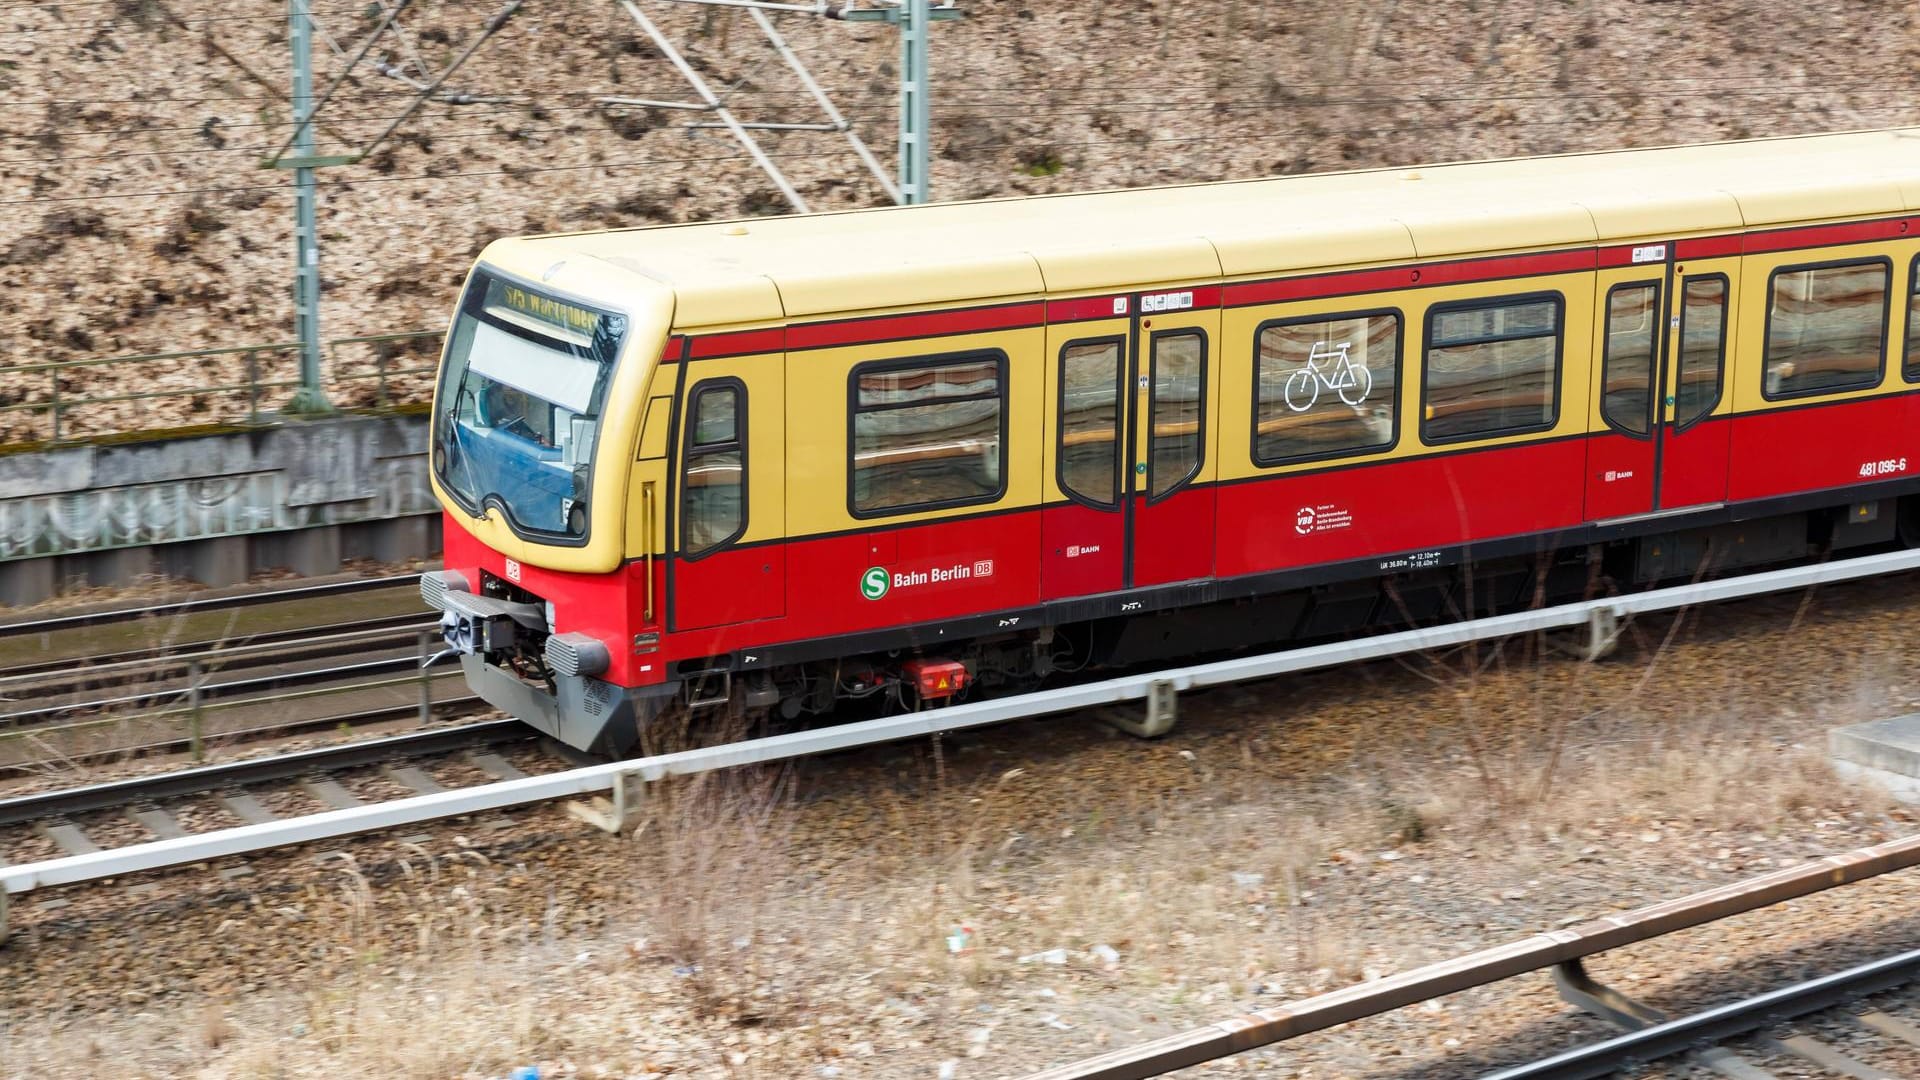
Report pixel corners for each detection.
[424,129,1920,753]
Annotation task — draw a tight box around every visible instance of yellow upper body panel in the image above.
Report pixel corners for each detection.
[507,128,1920,331]
[444,129,1920,573]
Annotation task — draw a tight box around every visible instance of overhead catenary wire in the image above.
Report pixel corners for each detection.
[9,99,1920,209]
[9,76,1918,163]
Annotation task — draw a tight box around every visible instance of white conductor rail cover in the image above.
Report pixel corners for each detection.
[7,546,1920,902]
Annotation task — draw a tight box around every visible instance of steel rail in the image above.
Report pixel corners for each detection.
[0,718,526,827]
[1017,835,1920,1080]
[8,547,1920,899]
[0,574,421,639]
[0,613,436,683]
[1482,949,1920,1080]
[0,669,469,747]
[0,692,486,771]
[0,653,451,727]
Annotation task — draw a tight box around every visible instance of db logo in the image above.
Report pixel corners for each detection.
[505,558,522,582]
[1294,507,1316,535]
[973,559,995,578]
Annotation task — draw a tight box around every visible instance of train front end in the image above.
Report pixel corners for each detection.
[421,242,675,756]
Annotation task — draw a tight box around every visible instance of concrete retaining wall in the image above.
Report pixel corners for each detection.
[0,413,440,606]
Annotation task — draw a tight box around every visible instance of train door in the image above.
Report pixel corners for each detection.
[1655,259,1736,509]
[669,353,787,631]
[1041,290,1219,599]
[1129,295,1219,588]
[1585,247,1735,521]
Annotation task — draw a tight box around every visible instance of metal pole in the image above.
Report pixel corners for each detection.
[187,661,205,762]
[900,0,930,204]
[285,0,332,415]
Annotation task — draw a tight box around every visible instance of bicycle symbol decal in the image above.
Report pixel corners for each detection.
[1283,341,1372,413]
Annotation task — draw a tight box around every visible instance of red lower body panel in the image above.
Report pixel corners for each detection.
[1728,394,1914,502]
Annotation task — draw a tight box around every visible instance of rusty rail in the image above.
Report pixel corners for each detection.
[1020,833,1920,1080]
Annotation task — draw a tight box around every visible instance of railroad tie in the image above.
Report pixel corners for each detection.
[300,778,364,811]
[36,821,99,857]
[218,792,278,826]
[387,765,446,795]
[469,752,528,781]
[127,808,188,841]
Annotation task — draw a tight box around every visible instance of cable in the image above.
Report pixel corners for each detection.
[8,79,1914,165]
[0,6,372,34]
[10,102,1916,209]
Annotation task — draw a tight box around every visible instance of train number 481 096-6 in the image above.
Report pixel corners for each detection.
[1860,458,1909,478]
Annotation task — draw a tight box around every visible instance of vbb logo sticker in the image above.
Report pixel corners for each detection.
[505,558,522,583]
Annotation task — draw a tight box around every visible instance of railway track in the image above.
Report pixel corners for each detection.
[0,574,483,768]
[0,720,545,878]
[1015,836,1920,1080]
[1488,951,1920,1080]
[6,546,1920,930]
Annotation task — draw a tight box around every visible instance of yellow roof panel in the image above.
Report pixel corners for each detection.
[533,128,1920,329]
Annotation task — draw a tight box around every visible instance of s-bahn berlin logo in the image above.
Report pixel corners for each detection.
[862,560,994,600]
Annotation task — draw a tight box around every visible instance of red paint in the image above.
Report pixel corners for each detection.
[1132,485,1216,586]
[1214,439,1588,577]
[673,543,786,630]
[1727,393,1916,502]
[1583,431,1657,520]
[1048,295,1130,323]
[1659,414,1732,509]
[440,512,659,686]
[786,300,1046,351]
[1675,235,1742,260]
[1596,244,1660,269]
[1741,217,1920,255]
[1040,501,1126,599]
[687,327,784,360]
[1224,249,1594,308]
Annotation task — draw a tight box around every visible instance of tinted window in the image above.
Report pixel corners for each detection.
[1148,331,1205,498]
[1765,260,1887,399]
[851,354,1005,515]
[1905,255,1920,382]
[1422,295,1561,442]
[1676,276,1728,427]
[1059,339,1123,506]
[1600,283,1657,437]
[681,382,744,556]
[1254,312,1399,464]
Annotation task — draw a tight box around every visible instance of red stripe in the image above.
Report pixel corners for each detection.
[1224,248,1594,307]
[1742,216,1919,254]
[1048,295,1130,323]
[687,327,785,360]
[1675,235,1741,260]
[1595,244,1647,269]
[787,300,1046,350]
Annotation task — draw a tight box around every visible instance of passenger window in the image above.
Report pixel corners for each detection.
[1764,259,1888,399]
[1675,275,1728,428]
[1600,283,1657,437]
[1254,312,1399,465]
[680,381,745,557]
[1422,294,1561,443]
[1058,339,1123,507]
[1148,330,1205,499]
[850,353,1006,516]
[1905,255,1920,382]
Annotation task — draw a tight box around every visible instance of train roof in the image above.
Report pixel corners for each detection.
[502,127,1920,330]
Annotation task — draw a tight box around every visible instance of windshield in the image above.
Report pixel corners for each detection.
[431,268,627,540]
